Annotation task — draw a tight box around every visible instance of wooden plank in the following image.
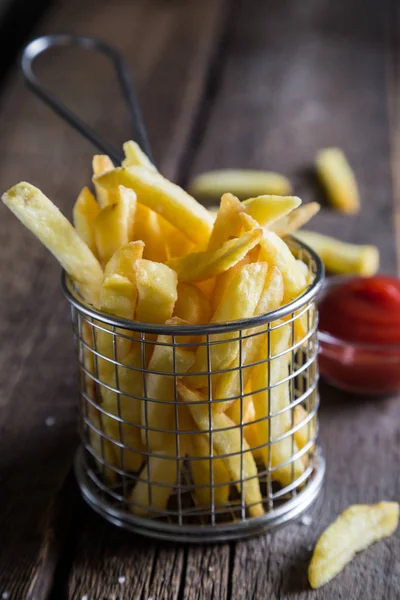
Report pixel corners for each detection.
[187,0,400,598]
[0,0,229,596]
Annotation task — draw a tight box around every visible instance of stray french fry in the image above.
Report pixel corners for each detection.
[295,230,379,276]
[94,166,213,245]
[316,148,360,214]
[122,140,157,171]
[135,259,178,324]
[189,169,292,200]
[93,154,115,208]
[243,195,301,227]
[104,240,144,281]
[190,434,230,507]
[309,502,400,589]
[167,229,262,283]
[94,185,135,265]
[189,262,267,390]
[270,202,320,236]
[2,182,103,307]
[73,186,100,254]
[178,383,264,517]
[174,283,211,325]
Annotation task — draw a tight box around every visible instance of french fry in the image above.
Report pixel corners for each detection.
[251,325,305,486]
[316,148,360,214]
[258,229,308,303]
[94,185,136,265]
[159,216,195,260]
[309,502,400,589]
[142,324,195,449]
[104,240,144,281]
[190,434,230,507]
[133,203,167,263]
[94,166,213,245]
[130,438,189,517]
[135,259,178,324]
[293,404,316,452]
[189,262,268,390]
[93,154,115,208]
[189,169,292,200]
[211,255,252,313]
[214,267,284,410]
[295,230,379,276]
[195,278,216,300]
[122,140,157,172]
[207,193,245,251]
[2,182,103,307]
[243,195,301,227]
[270,202,320,236]
[87,403,118,484]
[96,274,137,378]
[174,282,211,325]
[167,229,262,283]
[73,186,100,254]
[178,383,264,517]
[102,409,145,473]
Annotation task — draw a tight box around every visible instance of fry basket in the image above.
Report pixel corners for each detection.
[63,237,325,543]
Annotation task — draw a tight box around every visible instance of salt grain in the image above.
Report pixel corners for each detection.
[301,514,312,526]
[2,592,9,599]
[45,416,56,427]
[81,595,88,600]
[118,576,126,584]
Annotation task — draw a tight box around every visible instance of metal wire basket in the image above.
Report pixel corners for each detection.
[63,237,325,542]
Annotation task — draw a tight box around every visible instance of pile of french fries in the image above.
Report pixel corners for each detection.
[2,141,320,519]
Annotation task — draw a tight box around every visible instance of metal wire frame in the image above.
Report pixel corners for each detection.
[65,238,325,542]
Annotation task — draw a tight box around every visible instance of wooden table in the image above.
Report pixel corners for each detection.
[0,0,399,598]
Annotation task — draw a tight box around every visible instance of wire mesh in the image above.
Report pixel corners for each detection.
[65,238,325,541]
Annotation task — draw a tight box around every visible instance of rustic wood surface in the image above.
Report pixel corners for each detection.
[0,0,399,598]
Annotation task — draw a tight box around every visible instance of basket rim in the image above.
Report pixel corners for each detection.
[61,236,324,335]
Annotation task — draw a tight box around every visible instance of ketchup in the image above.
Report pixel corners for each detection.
[318,276,400,394]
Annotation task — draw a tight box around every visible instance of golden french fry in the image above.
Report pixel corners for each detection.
[295,230,379,276]
[190,434,230,507]
[211,255,252,313]
[142,327,195,449]
[258,229,307,303]
[133,203,167,263]
[94,185,135,265]
[174,282,211,325]
[207,193,245,251]
[159,215,194,260]
[178,383,264,517]
[135,259,178,324]
[189,262,268,390]
[72,186,100,254]
[102,410,145,473]
[104,240,144,281]
[269,202,320,236]
[130,438,188,517]
[94,166,213,245]
[293,404,316,452]
[2,182,103,307]
[93,154,115,208]
[195,278,216,300]
[251,325,305,486]
[167,229,262,283]
[122,140,157,171]
[316,148,360,214]
[214,267,284,409]
[243,195,301,227]
[309,502,400,589]
[86,403,117,484]
[189,169,292,200]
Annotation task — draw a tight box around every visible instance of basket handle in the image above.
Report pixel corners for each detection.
[21,34,154,165]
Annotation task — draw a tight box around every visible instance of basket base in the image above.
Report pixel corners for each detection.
[74,446,325,543]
